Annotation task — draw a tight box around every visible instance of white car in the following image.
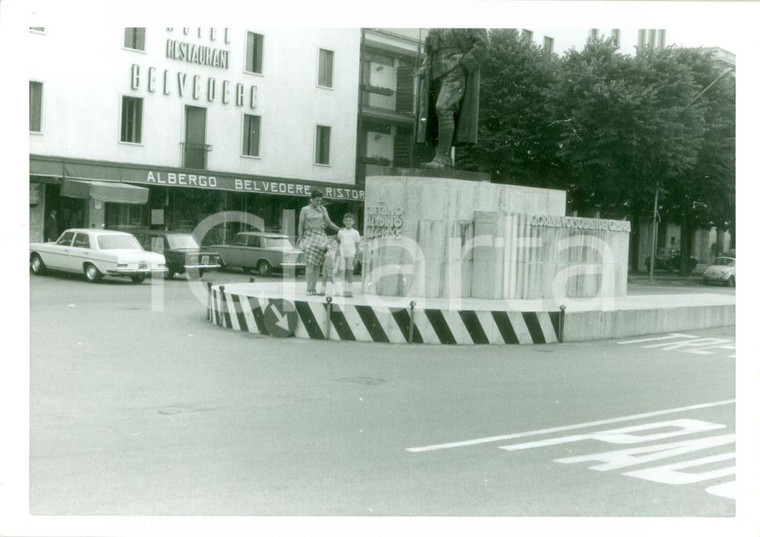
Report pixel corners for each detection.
[702,256,736,287]
[30,228,167,283]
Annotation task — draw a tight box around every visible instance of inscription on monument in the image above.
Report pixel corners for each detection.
[365,205,404,238]
[530,215,631,233]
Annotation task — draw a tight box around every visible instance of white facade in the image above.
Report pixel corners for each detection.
[29,26,361,185]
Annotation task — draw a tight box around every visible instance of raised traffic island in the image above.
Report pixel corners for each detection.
[206,170,734,345]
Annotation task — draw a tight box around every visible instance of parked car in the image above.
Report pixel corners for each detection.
[210,232,305,276]
[30,228,167,283]
[134,231,222,279]
[702,256,736,287]
[645,252,698,274]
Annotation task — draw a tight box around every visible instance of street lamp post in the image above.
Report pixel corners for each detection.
[649,183,660,282]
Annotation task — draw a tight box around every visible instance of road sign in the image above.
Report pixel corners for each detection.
[263,299,298,337]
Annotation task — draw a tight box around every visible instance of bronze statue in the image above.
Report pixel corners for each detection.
[416,28,490,170]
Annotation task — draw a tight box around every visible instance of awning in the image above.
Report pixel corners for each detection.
[61,179,149,204]
[29,158,64,178]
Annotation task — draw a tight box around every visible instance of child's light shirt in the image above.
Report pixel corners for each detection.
[338,228,361,257]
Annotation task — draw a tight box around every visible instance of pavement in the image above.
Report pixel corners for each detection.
[24,272,737,519]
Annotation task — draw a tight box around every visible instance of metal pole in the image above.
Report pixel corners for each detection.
[207,281,212,320]
[408,300,416,344]
[325,296,333,340]
[218,285,225,327]
[356,28,366,181]
[558,305,566,343]
[411,28,423,167]
[649,183,659,282]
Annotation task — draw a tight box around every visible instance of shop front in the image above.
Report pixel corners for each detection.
[30,155,365,245]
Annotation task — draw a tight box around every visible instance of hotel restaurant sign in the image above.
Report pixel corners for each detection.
[135,169,364,201]
[128,28,258,108]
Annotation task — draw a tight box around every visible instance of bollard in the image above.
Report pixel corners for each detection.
[249,277,255,283]
[325,296,333,340]
[218,285,225,327]
[559,305,566,343]
[206,281,212,321]
[408,300,416,344]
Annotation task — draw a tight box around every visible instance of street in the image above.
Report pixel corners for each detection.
[29,269,735,516]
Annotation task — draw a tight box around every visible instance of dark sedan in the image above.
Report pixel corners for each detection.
[135,231,222,279]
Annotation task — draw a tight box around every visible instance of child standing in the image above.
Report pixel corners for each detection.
[316,237,339,296]
[337,213,362,297]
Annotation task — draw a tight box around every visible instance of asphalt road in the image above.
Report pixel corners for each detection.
[29,269,736,517]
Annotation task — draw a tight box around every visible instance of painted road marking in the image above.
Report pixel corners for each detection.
[617,334,700,345]
[405,399,735,453]
[623,452,735,485]
[554,433,735,471]
[498,419,725,451]
[705,481,736,499]
[617,333,735,358]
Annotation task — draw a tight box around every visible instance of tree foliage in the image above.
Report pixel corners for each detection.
[469,31,736,239]
[457,29,559,188]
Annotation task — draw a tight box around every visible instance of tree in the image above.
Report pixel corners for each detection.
[466,33,735,273]
[457,29,560,188]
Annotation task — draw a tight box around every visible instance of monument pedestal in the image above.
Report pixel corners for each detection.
[362,170,630,300]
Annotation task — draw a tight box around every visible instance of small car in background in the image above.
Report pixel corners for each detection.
[211,231,305,276]
[135,231,222,279]
[30,228,166,283]
[702,256,736,287]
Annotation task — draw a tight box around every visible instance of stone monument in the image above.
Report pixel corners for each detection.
[362,28,630,302]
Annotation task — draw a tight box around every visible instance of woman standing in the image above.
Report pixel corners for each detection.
[297,189,340,295]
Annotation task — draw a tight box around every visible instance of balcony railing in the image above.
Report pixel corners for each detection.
[181,142,213,170]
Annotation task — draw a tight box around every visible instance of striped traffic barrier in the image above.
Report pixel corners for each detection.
[209,288,561,345]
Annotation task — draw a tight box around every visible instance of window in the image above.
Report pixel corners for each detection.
[315,125,331,165]
[72,233,91,249]
[318,49,334,88]
[29,81,43,132]
[245,32,264,74]
[543,36,554,53]
[121,96,143,143]
[243,114,261,157]
[98,234,142,250]
[150,237,165,253]
[589,28,599,40]
[124,28,146,51]
[56,231,75,246]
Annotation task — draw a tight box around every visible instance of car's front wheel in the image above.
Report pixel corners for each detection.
[83,263,102,283]
[257,260,273,277]
[30,253,46,275]
[726,275,735,288]
[131,275,146,284]
[164,269,174,280]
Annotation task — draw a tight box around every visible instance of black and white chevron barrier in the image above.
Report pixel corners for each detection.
[208,285,563,345]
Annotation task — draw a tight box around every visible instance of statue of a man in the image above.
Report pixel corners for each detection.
[416,28,490,170]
